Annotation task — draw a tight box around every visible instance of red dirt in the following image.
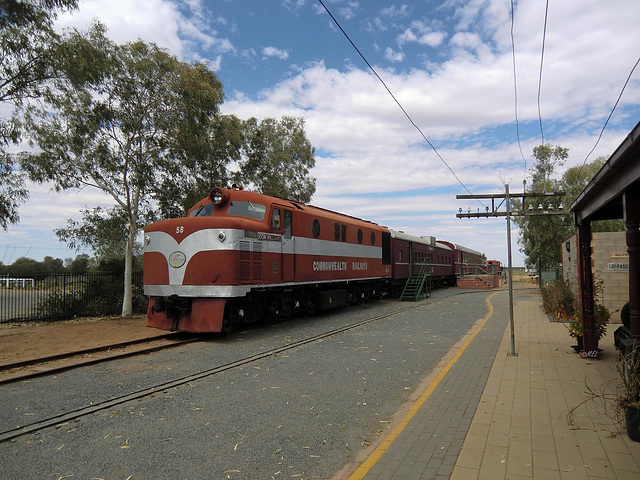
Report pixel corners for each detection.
[0,316,167,367]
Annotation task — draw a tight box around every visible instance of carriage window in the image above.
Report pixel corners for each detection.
[228,201,267,220]
[399,250,403,262]
[271,208,281,230]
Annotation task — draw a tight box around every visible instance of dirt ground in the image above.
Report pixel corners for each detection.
[0,316,168,367]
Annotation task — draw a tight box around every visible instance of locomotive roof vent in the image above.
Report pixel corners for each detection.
[210,187,230,206]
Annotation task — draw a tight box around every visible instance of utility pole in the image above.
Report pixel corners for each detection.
[506,184,515,356]
[456,185,566,357]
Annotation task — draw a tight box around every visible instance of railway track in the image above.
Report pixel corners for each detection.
[0,299,438,444]
[0,288,532,444]
[0,332,202,385]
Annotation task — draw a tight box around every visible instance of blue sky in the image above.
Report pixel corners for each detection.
[2,0,640,267]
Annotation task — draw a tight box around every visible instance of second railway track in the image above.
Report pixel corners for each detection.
[0,299,434,444]
[0,332,202,385]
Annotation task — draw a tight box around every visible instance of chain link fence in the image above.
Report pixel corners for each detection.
[0,273,146,324]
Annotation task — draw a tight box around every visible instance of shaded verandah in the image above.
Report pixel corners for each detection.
[570,120,640,354]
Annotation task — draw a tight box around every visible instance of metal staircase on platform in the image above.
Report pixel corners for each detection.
[400,260,432,301]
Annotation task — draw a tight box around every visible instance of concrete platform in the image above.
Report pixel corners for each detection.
[346,287,640,480]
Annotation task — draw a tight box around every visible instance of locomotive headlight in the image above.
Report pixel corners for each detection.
[218,231,226,242]
[144,234,150,245]
[210,187,229,206]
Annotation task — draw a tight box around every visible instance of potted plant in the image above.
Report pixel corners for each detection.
[618,349,640,442]
[567,316,583,351]
[567,305,609,353]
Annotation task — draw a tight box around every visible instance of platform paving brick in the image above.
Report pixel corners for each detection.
[351,286,640,480]
[449,289,640,480]
[359,291,509,479]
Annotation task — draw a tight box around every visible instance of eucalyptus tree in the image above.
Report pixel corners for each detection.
[237,116,316,203]
[20,27,225,316]
[515,144,572,271]
[561,157,625,232]
[157,113,244,218]
[0,0,79,229]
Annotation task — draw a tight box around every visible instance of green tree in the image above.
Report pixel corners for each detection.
[20,29,225,317]
[236,116,316,203]
[55,206,141,261]
[157,113,244,218]
[515,144,572,270]
[42,255,64,273]
[65,254,91,274]
[0,0,80,229]
[1,0,80,105]
[560,156,625,232]
[0,155,27,229]
[6,257,41,276]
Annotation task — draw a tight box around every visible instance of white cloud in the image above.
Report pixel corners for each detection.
[384,47,405,63]
[396,20,446,47]
[54,0,234,62]
[339,2,361,20]
[262,46,290,61]
[450,32,481,49]
[380,5,410,19]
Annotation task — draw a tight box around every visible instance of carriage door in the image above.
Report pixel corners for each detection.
[281,210,295,282]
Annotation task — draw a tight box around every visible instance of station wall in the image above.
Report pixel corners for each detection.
[562,231,629,323]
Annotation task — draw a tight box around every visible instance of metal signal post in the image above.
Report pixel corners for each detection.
[456,186,566,357]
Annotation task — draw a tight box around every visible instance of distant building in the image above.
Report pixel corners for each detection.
[562,231,629,323]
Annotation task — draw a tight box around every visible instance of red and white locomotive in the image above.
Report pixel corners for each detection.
[143,186,483,332]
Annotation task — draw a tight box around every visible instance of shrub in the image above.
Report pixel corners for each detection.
[541,278,577,322]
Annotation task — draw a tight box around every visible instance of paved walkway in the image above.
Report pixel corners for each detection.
[347,287,640,480]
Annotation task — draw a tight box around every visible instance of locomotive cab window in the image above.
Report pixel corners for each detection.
[334,223,340,241]
[189,203,214,217]
[341,224,347,242]
[271,208,281,230]
[312,219,321,238]
[357,229,363,244]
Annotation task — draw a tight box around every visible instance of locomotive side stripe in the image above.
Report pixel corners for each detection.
[144,275,388,298]
[145,228,384,286]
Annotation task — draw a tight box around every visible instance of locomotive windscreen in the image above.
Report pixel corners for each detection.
[228,201,267,220]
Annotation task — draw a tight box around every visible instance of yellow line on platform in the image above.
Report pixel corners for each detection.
[347,291,499,480]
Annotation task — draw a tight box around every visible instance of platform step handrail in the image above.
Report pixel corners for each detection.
[400,260,432,301]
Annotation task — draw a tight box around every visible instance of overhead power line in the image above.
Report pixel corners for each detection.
[316,0,481,201]
[509,0,527,178]
[537,0,550,146]
[580,56,640,169]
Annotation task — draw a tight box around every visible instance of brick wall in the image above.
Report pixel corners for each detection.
[562,231,629,323]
